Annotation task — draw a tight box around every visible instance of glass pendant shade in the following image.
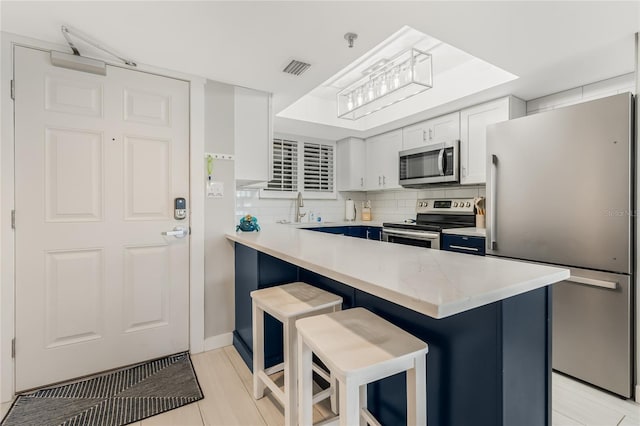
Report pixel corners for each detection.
[337,48,432,120]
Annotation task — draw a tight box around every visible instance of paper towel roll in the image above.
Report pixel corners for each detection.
[345,199,356,221]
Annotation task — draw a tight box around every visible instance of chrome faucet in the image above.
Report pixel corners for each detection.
[295,192,306,222]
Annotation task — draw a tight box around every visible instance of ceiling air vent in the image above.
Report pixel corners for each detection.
[283,60,311,76]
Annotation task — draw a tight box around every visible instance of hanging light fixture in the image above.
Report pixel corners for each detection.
[337,47,432,120]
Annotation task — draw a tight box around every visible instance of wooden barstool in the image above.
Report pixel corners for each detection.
[296,307,429,426]
[251,282,342,426]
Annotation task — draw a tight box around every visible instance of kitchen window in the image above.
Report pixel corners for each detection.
[261,136,336,199]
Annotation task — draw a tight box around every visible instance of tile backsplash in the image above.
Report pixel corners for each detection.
[236,189,366,224]
[236,185,484,224]
[363,185,486,222]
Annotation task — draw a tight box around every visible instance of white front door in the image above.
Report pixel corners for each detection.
[14,46,190,391]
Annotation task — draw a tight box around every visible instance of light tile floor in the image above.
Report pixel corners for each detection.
[2,346,639,425]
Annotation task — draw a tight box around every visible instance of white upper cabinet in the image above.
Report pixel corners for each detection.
[365,130,402,191]
[234,86,272,186]
[402,111,460,150]
[459,96,525,184]
[336,137,366,191]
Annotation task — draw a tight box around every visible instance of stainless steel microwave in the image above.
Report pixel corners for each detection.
[399,140,459,186]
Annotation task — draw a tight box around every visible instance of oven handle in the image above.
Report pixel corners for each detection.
[438,149,445,176]
[382,229,440,240]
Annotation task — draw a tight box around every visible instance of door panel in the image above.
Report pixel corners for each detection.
[45,249,104,348]
[123,245,170,333]
[123,136,171,220]
[44,75,103,117]
[552,267,632,397]
[45,128,103,221]
[14,46,190,391]
[486,93,633,273]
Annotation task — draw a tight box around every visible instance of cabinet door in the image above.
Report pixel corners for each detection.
[366,130,402,190]
[379,130,402,189]
[234,87,271,185]
[337,137,366,191]
[460,98,510,185]
[365,134,383,190]
[401,112,460,150]
[402,120,429,150]
[430,111,460,143]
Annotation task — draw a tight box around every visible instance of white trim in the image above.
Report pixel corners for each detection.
[203,332,233,352]
[0,31,206,402]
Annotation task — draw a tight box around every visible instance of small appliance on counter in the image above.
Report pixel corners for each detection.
[345,199,356,221]
[361,200,371,221]
[382,198,475,249]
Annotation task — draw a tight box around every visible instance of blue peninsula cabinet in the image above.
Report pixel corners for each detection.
[233,242,553,426]
[307,225,382,240]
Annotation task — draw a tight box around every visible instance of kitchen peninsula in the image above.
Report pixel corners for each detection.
[226,226,569,426]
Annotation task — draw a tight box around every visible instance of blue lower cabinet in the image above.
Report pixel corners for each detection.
[366,226,382,241]
[233,244,298,370]
[309,226,347,235]
[346,226,367,238]
[442,234,485,256]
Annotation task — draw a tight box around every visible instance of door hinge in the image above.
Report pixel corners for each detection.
[11,210,15,229]
[10,80,14,100]
[11,338,15,358]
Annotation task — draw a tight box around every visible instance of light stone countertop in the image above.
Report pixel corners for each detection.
[226,226,569,319]
[442,227,487,238]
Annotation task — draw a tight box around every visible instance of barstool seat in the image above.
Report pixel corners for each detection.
[296,307,429,426]
[251,282,342,426]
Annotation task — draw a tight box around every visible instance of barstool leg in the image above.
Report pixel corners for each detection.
[298,336,313,426]
[358,384,367,426]
[330,370,338,414]
[339,378,360,426]
[284,319,297,426]
[252,302,265,399]
[407,355,427,426]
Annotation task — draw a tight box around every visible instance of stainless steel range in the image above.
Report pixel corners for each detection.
[382,198,475,249]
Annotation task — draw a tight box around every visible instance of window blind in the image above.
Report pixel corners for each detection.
[266,138,298,191]
[303,142,334,192]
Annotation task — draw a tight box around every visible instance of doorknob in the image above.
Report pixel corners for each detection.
[162,226,188,238]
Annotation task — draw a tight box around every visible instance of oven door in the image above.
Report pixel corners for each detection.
[399,140,459,186]
[382,228,440,249]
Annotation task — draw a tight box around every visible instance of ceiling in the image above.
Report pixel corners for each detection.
[2,1,639,140]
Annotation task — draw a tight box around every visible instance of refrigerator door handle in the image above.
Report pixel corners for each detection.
[567,275,618,290]
[490,154,498,249]
[438,149,445,176]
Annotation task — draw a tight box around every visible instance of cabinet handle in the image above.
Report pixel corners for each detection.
[378,176,381,186]
[382,175,386,185]
[429,128,433,140]
[360,177,364,187]
[567,275,618,290]
[422,130,426,141]
[449,245,479,252]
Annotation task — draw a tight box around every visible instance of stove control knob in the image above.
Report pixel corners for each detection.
[465,202,471,207]
[453,202,458,207]
[424,201,428,207]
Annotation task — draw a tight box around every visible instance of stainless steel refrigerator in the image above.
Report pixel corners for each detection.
[486,92,634,398]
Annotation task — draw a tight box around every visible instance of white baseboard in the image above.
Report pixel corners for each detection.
[203,332,233,352]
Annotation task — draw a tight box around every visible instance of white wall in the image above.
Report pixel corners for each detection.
[203,81,236,346]
[526,73,634,115]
